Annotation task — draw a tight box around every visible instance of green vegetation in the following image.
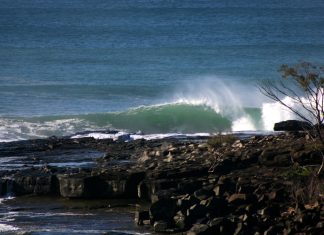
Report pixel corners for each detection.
[207,134,238,148]
[259,62,324,175]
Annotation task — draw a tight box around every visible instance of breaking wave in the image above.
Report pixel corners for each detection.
[0,101,264,142]
[0,78,304,142]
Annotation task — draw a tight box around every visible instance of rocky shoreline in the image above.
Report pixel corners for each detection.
[0,132,323,234]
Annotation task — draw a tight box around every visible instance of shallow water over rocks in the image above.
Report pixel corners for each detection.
[0,196,150,234]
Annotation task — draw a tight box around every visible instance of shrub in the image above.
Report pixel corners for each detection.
[207,134,238,148]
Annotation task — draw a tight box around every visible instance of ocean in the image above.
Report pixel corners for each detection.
[1,1,324,234]
[1,0,324,141]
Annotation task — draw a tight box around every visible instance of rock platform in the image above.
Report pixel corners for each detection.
[0,133,323,234]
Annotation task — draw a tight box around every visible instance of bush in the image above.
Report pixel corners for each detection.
[207,134,238,148]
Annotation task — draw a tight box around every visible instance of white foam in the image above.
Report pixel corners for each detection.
[232,116,256,131]
[71,131,129,141]
[0,118,99,143]
[71,132,210,141]
[0,223,19,232]
[261,96,310,130]
[0,196,15,204]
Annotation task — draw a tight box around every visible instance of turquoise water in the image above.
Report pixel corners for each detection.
[1,0,324,140]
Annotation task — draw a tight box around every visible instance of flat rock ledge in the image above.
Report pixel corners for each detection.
[0,133,323,234]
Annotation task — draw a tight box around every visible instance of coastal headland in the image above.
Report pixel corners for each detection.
[0,130,323,234]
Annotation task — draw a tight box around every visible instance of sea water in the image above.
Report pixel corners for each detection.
[1,1,324,233]
[1,0,324,141]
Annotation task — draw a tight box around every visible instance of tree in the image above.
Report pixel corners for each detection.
[258,62,324,175]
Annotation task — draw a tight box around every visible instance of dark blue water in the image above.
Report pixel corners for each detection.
[1,0,324,140]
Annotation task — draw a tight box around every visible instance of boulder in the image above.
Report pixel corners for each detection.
[150,198,177,223]
[174,210,187,230]
[194,188,215,201]
[134,210,150,226]
[274,120,312,131]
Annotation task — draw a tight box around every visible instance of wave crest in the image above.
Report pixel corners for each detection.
[0,102,263,142]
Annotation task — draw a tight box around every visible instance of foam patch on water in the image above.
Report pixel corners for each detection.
[0,223,19,232]
[71,132,210,141]
[0,118,99,143]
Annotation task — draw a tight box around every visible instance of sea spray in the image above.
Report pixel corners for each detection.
[171,78,265,131]
[261,95,318,131]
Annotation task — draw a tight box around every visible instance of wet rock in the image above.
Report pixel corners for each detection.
[137,180,149,199]
[267,188,286,202]
[233,222,243,235]
[178,180,203,194]
[187,224,210,235]
[208,217,234,234]
[174,210,187,230]
[9,174,58,196]
[203,197,227,216]
[135,210,150,226]
[264,224,284,235]
[150,198,177,223]
[177,195,200,211]
[193,188,215,201]
[153,220,169,233]
[186,204,207,222]
[57,174,104,198]
[227,193,254,205]
[150,188,178,203]
[258,204,281,217]
[213,184,227,197]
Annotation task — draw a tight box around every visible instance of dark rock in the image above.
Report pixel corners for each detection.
[274,120,312,131]
[233,222,243,235]
[259,149,291,166]
[150,198,177,223]
[134,210,150,226]
[264,225,284,235]
[213,184,228,197]
[203,197,227,216]
[211,159,236,174]
[137,180,149,199]
[227,193,255,205]
[208,217,235,235]
[267,188,286,202]
[57,174,105,198]
[258,204,281,217]
[174,211,187,230]
[166,167,209,179]
[150,188,178,203]
[187,224,211,235]
[153,220,169,233]
[178,180,204,195]
[177,195,200,211]
[194,188,215,201]
[10,174,59,196]
[186,204,208,222]
[273,154,292,166]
